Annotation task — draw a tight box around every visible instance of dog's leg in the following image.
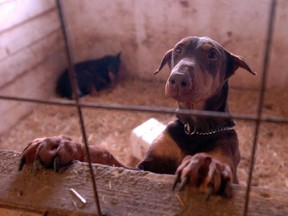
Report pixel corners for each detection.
[137,130,185,174]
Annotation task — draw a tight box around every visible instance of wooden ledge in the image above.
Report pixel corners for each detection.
[0,150,287,216]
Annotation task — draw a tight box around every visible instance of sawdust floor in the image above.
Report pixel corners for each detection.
[0,78,287,191]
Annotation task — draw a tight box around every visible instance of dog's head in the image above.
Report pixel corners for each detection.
[154,36,256,108]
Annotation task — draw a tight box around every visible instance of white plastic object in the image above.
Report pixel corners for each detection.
[130,118,166,160]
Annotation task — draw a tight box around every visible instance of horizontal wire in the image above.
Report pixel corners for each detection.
[1,94,287,124]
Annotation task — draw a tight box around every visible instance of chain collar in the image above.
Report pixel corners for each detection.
[183,122,235,136]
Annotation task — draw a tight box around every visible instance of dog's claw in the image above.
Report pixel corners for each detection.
[224,179,232,198]
[53,156,61,173]
[18,157,26,171]
[33,156,42,171]
[178,176,190,191]
[172,172,181,191]
[205,184,214,202]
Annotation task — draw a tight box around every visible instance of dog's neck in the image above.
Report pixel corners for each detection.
[176,82,235,135]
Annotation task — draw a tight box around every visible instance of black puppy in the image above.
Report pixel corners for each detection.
[56,53,121,99]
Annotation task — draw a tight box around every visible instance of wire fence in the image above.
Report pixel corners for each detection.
[0,0,285,215]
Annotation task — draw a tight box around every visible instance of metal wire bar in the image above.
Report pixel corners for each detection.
[243,0,277,215]
[55,1,102,215]
[1,94,288,125]
[0,0,284,215]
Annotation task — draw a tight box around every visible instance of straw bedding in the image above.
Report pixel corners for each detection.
[0,78,287,190]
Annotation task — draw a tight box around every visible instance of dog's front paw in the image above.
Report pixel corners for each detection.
[173,153,233,199]
[19,135,84,172]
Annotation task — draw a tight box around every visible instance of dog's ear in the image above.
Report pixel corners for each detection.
[226,51,256,78]
[154,49,173,75]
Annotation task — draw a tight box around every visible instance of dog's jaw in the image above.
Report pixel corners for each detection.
[177,101,206,112]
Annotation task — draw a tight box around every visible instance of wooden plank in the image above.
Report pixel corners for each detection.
[0,207,43,216]
[0,28,63,89]
[0,44,66,95]
[0,48,67,135]
[0,0,55,32]
[0,150,287,216]
[0,8,60,61]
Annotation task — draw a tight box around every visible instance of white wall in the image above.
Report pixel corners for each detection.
[63,0,288,89]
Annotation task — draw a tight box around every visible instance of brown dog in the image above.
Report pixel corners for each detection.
[19,36,255,197]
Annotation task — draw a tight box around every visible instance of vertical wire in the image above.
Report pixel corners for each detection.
[243,0,277,215]
[56,1,102,215]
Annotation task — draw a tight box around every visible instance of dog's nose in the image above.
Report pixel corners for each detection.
[168,72,191,91]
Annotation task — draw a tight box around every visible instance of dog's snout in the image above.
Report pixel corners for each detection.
[165,59,195,99]
[168,72,191,91]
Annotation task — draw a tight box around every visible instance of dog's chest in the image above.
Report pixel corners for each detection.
[166,120,221,155]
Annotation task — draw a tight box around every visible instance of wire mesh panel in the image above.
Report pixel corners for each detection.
[0,0,287,215]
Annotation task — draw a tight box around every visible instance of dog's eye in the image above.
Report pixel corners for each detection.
[207,49,218,60]
[175,47,182,54]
